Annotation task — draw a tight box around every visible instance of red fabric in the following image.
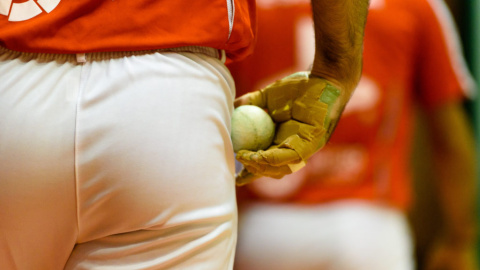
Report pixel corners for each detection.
[0,0,256,62]
[230,0,470,210]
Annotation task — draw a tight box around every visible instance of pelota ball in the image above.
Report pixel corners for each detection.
[231,105,275,153]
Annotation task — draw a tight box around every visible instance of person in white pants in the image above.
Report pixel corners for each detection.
[0,0,370,268]
[0,49,238,269]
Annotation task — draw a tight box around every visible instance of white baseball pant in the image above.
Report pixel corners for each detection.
[0,47,237,270]
[235,200,414,270]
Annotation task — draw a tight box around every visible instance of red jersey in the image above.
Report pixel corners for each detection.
[229,0,475,210]
[0,0,256,62]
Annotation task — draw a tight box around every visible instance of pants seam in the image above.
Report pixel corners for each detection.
[73,63,89,242]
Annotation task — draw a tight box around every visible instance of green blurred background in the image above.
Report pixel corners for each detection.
[466,0,480,261]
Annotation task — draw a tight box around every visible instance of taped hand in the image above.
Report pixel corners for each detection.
[235,72,342,186]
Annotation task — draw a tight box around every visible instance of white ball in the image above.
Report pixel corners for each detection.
[231,105,275,153]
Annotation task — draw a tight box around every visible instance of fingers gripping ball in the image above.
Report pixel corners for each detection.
[231,105,275,153]
[234,72,342,186]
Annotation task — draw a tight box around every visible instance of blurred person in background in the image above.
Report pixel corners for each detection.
[229,0,478,269]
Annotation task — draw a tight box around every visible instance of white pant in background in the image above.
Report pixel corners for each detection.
[235,200,414,270]
[0,49,237,270]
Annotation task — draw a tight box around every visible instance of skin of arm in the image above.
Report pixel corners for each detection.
[424,102,479,270]
[310,0,369,135]
[310,0,369,99]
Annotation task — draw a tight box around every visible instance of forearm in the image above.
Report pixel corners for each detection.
[435,151,478,247]
[310,0,369,96]
[428,104,478,247]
